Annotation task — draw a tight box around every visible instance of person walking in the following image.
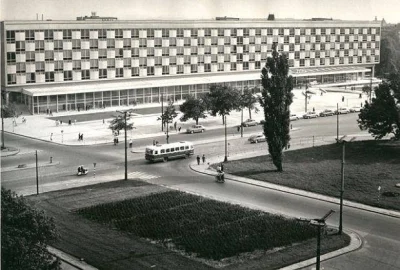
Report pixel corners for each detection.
[202,154,206,164]
[196,155,201,165]
[174,122,177,131]
[129,139,133,148]
[237,126,240,132]
[81,133,83,141]
[50,133,53,141]
[78,133,81,141]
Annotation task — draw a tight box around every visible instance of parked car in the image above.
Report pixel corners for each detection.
[319,109,334,117]
[290,114,300,121]
[249,134,266,143]
[303,112,319,119]
[241,119,258,127]
[349,106,361,113]
[335,107,350,114]
[186,125,205,134]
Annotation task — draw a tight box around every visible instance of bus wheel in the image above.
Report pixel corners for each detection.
[163,157,168,162]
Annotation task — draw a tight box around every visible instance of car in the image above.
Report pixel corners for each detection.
[349,106,361,113]
[249,134,266,143]
[335,107,350,114]
[303,112,319,119]
[290,114,300,121]
[241,119,258,127]
[186,125,205,134]
[319,109,334,117]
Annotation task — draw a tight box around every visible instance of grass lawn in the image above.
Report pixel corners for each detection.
[76,190,349,268]
[217,140,400,211]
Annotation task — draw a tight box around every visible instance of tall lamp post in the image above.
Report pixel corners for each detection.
[310,210,335,270]
[336,135,356,234]
[117,109,134,181]
[1,90,5,149]
[224,115,228,162]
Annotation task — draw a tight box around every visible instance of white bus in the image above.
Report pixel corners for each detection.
[145,141,194,162]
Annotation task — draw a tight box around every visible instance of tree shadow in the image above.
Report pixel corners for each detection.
[234,169,279,176]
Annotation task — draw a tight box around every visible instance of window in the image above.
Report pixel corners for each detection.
[115,29,123,38]
[114,48,123,59]
[147,47,154,56]
[116,68,123,78]
[131,29,139,38]
[139,38,146,48]
[99,49,107,59]
[197,37,204,46]
[63,30,72,40]
[255,61,261,69]
[132,67,139,76]
[155,38,162,47]
[204,63,211,72]
[99,69,107,78]
[184,37,191,46]
[123,38,131,48]
[55,61,63,71]
[218,28,224,37]
[231,62,236,71]
[16,63,26,73]
[155,57,162,66]
[170,56,176,65]
[25,30,35,40]
[45,72,54,82]
[26,73,35,83]
[205,29,211,37]
[6,31,15,43]
[81,49,90,60]
[177,65,184,74]
[7,52,16,63]
[98,29,107,39]
[81,29,89,39]
[191,64,197,73]
[162,48,169,56]
[73,60,81,70]
[218,63,224,71]
[35,62,45,72]
[184,55,190,64]
[256,28,262,36]
[191,47,197,55]
[81,70,90,80]
[90,59,98,69]
[35,40,44,51]
[237,53,243,62]
[90,39,98,49]
[107,39,115,48]
[107,59,115,68]
[191,29,198,37]
[237,36,243,45]
[45,50,54,61]
[132,48,139,57]
[162,65,169,75]
[63,50,72,60]
[16,41,25,52]
[63,70,72,81]
[177,29,184,37]
[147,66,154,75]
[72,40,81,49]
[7,74,16,85]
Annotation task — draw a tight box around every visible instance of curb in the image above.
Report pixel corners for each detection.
[1,161,60,173]
[189,162,400,220]
[1,146,20,157]
[47,246,98,270]
[279,229,362,270]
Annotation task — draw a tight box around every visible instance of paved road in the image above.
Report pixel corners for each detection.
[3,113,398,270]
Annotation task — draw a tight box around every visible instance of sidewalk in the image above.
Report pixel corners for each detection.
[2,89,368,147]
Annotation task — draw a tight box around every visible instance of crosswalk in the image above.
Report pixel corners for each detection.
[128,171,160,180]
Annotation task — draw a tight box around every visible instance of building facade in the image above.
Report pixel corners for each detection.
[1,18,381,114]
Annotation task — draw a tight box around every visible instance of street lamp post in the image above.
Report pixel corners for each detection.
[161,91,164,132]
[1,90,5,149]
[224,115,228,162]
[117,109,134,181]
[310,210,335,270]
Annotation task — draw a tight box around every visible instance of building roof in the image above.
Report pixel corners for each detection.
[18,66,371,96]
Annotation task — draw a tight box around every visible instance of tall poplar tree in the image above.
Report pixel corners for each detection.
[260,43,294,172]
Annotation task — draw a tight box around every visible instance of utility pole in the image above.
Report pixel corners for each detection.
[224,115,228,162]
[370,73,373,103]
[161,90,164,132]
[336,136,356,235]
[35,150,39,195]
[117,109,134,181]
[1,90,5,149]
[336,103,339,142]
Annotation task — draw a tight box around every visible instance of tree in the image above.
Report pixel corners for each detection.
[259,43,294,172]
[1,102,18,118]
[109,114,134,133]
[179,95,207,125]
[204,84,242,124]
[1,187,61,270]
[358,74,400,140]
[241,87,259,119]
[159,99,178,128]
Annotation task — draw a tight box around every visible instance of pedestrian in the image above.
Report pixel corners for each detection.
[60,120,63,125]
[46,108,49,115]
[78,133,81,141]
[359,93,362,98]
[103,119,105,124]
[153,140,156,146]
[178,126,181,133]
[156,140,159,145]
[202,154,206,164]
[196,155,201,165]
[312,107,315,112]
[50,133,53,141]
[129,139,133,148]
[174,122,177,131]
[220,163,224,172]
[114,137,117,145]
[69,119,71,125]
[116,137,118,144]
[361,102,363,107]
[74,119,77,125]
[49,110,53,116]
[342,96,344,102]
[81,133,83,141]
[56,120,59,126]
[237,125,240,132]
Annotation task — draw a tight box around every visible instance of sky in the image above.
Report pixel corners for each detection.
[1,0,399,23]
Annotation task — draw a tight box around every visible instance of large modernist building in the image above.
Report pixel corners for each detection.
[1,15,381,114]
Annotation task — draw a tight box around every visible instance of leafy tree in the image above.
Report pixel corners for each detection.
[1,187,61,270]
[179,95,207,125]
[159,100,178,128]
[1,102,18,118]
[241,87,259,119]
[259,43,294,172]
[204,84,242,124]
[376,25,400,78]
[358,74,400,140]
[109,114,134,133]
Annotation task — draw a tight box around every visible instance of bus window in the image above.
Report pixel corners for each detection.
[171,148,174,152]
[180,146,184,150]
[154,151,158,155]
[166,149,170,153]
[185,146,189,149]
[161,149,165,153]
[175,147,179,151]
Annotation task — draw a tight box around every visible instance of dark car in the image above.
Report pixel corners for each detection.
[319,109,334,117]
[241,119,258,127]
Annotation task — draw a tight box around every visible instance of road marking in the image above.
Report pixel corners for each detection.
[128,171,160,180]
